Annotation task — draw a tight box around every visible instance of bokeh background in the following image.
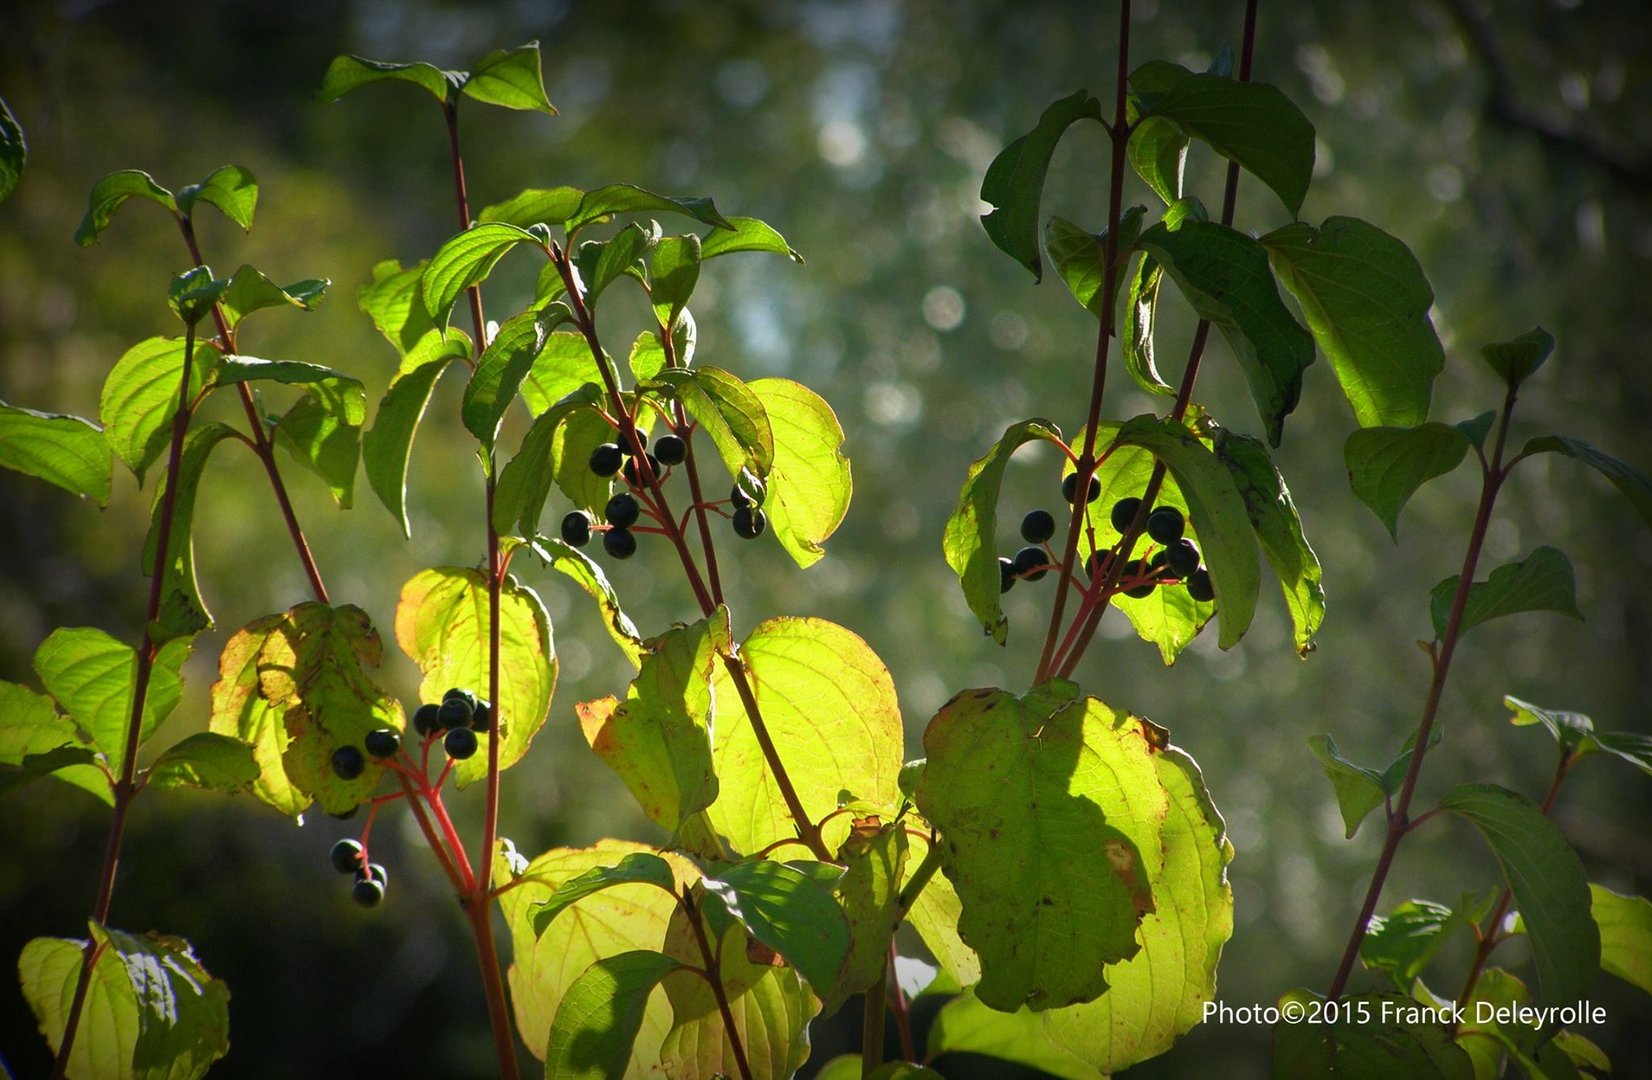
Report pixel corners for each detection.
[2,0,1649,1076]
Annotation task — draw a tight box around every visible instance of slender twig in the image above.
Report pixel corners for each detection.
[1326,385,1519,1000]
[660,327,726,604]
[682,890,755,1080]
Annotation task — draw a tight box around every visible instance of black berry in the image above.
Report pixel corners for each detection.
[330,839,363,875]
[438,697,475,730]
[560,510,594,548]
[470,700,493,733]
[351,877,385,908]
[605,493,641,528]
[621,431,649,455]
[444,726,479,760]
[1123,559,1157,599]
[654,434,687,466]
[1146,506,1185,544]
[1110,497,1142,534]
[999,556,1016,594]
[588,443,624,477]
[331,745,366,781]
[622,453,661,488]
[1086,550,1114,581]
[730,483,753,509]
[1063,471,1100,505]
[1165,538,1201,579]
[363,728,400,759]
[1012,545,1048,582]
[443,687,478,709]
[1186,568,1215,603]
[361,862,388,888]
[413,703,442,737]
[1020,509,1056,545]
[732,506,767,539]
[603,527,637,559]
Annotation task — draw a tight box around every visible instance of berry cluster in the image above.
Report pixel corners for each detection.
[557,427,765,559]
[411,687,491,761]
[329,838,389,907]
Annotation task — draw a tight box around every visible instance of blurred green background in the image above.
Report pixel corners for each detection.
[2,0,1649,1075]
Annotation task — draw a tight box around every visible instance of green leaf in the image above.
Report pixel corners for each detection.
[1130,64,1315,217]
[531,853,680,937]
[707,617,903,856]
[421,222,544,328]
[142,422,235,642]
[1359,899,1467,991]
[478,186,584,228]
[99,337,220,484]
[903,828,980,990]
[1214,430,1325,655]
[930,989,1101,1080]
[175,165,257,230]
[914,682,1163,1011]
[699,860,851,991]
[1430,546,1582,641]
[979,90,1105,280]
[544,951,681,1080]
[1272,990,1474,1078]
[1114,415,1261,649]
[822,821,908,1015]
[0,682,107,804]
[74,170,176,245]
[1045,208,1144,322]
[521,539,645,667]
[362,336,467,536]
[565,183,735,236]
[145,732,258,794]
[1127,115,1188,206]
[218,264,327,329]
[394,568,555,788]
[1439,784,1599,1009]
[1263,217,1444,429]
[644,367,773,485]
[1344,423,1471,540]
[1041,746,1235,1072]
[0,401,112,504]
[257,364,367,508]
[316,53,456,105]
[1136,219,1314,446]
[521,332,602,415]
[1456,410,1496,450]
[167,267,230,326]
[20,926,230,1080]
[1481,326,1554,390]
[748,378,852,568]
[0,746,104,803]
[1515,435,1652,530]
[1122,253,1175,397]
[463,42,557,114]
[462,307,563,445]
[494,388,610,529]
[699,216,802,262]
[942,418,1064,644]
[1504,694,1596,756]
[0,95,24,204]
[1307,734,1388,840]
[649,233,701,330]
[1591,884,1652,996]
[34,628,189,772]
[1590,730,1652,778]
[496,840,697,1068]
[359,259,440,355]
[576,612,727,840]
[206,614,299,818]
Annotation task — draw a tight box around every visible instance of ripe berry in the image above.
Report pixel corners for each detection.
[1020,509,1056,545]
[1146,506,1185,545]
[654,434,687,466]
[438,696,475,730]
[1086,550,1114,581]
[1012,545,1048,582]
[588,443,624,477]
[331,745,366,781]
[605,493,641,528]
[413,703,442,737]
[330,839,363,875]
[999,556,1016,594]
[470,700,493,733]
[732,506,767,539]
[1110,497,1142,534]
[1063,471,1100,505]
[362,862,388,888]
[603,527,637,559]
[1186,568,1215,603]
[622,453,661,488]
[363,728,400,759]
[443,687,478,709]
[1123,559,1157,599]
[444,726,479,760]
[1166,538,1201,579]
[730,483,753,509]
[352,877,385,908]
[560,510,594,548]
[620,431,649,455]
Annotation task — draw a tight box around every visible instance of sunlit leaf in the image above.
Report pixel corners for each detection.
[903,827,980,990]
[583,222,654,307]
[1504,694,1595,756]
[208,613,305,819]
[0,401,112,504]
[699,216,802,262]
[699,860,850,992]
[644,367,773,485]
[649,233,701,331]
[1122,253,1174,397]
[259,363,368,508]
[34,628,189,772]
[218,264,328,330]
[359,259,438,355]
[1306,733,1387,839]
[930,989,1101,1080]
[566,183,735,236]
[0,681,107,804]
[99,337,220,485]
[479,186,584,229]
[1591,884,1652,996]
[317,53,456,105]
[521,538,645,667]
[1215,430,1324,655]
[821,821,907,1014]
[1429,546,1582,641]
[980,90,1105,279]
[1359,899,1466,991]
[74,169,177,245]
[1045,207,1143,322]
[748,378,851,568]
[1127,115,1187,206]
[463,42,557,114]
[145,732,258,794]
[531,853,680,937]
[545,950,682,1080]
[1344,423,1471,540]
[462,306,566,446]
[141,422,235,642]
[421,222,545,328]
[175,164,258,230]
[362,335,467,536]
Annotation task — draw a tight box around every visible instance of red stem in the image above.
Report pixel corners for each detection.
[682,891,755,1080]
